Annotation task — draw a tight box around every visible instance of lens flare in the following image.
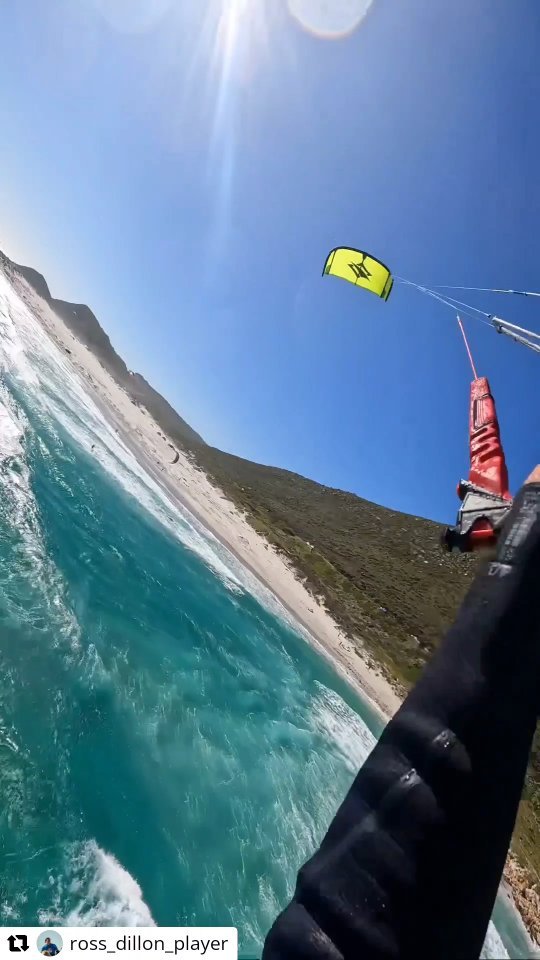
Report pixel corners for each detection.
[288,0,374,39]
[203,0,272,261]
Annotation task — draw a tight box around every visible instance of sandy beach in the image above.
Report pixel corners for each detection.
[9,272,402,723]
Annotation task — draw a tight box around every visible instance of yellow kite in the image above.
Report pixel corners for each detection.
[323,247,393,301]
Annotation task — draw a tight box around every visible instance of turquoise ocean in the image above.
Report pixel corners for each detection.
[0,272,533,958]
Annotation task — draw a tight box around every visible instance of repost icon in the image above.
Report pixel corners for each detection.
[6,935,28,953]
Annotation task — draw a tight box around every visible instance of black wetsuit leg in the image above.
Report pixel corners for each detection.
[263,483,540,960]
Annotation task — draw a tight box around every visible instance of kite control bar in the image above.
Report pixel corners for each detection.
[442,481,512,552]
[443,376,513,553]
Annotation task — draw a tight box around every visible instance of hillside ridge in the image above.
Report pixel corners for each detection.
[1,251,204,449]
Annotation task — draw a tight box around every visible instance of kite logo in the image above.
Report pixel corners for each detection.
[349,257,372,281]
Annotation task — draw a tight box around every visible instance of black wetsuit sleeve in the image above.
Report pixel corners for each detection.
[263,484,540,960]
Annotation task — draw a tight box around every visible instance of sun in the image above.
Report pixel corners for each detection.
[214,0,271,82]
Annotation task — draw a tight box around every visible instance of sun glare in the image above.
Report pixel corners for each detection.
[287,0,374,39]
[218,0,251,51]
[204,0,272,255]
[214,0,270,87]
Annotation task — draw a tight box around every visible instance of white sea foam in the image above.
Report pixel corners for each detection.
[0,272,244,593]
[310,683,376,773]
[65,841,155,927]
[0,393,24,461]
[35,841,154,927]
[482,922,509,959]
[0,370,79,646]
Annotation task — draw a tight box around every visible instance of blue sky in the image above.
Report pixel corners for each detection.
[1,0,539,522]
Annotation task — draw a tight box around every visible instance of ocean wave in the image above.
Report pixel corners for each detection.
[310,683,376,773]
[0,379,80,647]
[36,841,155,927]
[65,842,155,927]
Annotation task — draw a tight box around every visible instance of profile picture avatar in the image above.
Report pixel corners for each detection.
[37,932,63,956]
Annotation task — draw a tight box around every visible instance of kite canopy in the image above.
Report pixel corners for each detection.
[323,247,393,301]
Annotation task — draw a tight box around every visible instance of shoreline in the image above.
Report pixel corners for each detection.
[118,434,393,723]
[6,269,540,955]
